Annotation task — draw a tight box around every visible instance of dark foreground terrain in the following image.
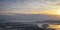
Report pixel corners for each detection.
[0,22,55,30]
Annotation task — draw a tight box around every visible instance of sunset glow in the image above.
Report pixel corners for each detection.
[57,10,60,15]
[0,0,60,15]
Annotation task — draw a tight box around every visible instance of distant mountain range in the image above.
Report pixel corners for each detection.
[0,14,60,22]
[35,20,60,23]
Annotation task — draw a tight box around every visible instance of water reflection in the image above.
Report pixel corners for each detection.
[48,24,60,30]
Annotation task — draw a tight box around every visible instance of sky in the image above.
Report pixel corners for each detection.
[0,0,60,15]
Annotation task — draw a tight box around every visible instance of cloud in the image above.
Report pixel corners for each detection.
[0,0,60,14]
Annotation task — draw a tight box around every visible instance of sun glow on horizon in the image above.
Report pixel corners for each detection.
[56,9,60,15]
